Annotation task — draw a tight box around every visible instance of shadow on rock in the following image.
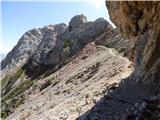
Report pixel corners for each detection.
[76,74,156,120]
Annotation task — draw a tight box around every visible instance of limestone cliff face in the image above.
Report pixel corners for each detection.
[106,1,160,92]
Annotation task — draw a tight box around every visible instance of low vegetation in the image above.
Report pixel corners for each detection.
[1,68,24,97]
[63,39,72,48]
[1,80,33,119]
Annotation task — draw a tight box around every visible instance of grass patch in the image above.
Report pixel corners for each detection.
[63,39,72,48]
[63,46,70,54]
[1,94,26,119]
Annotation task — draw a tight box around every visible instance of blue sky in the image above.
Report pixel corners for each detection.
[1,0,113,55]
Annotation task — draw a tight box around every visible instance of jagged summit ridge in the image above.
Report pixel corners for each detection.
[1,14,111,79]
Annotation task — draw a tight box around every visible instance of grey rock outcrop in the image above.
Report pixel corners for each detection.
[61,17,112,54]
[68,14,87,31]
[1,28,42,71]
[95,29,130,56]
[1,24,67,72]
[31,24,67,64]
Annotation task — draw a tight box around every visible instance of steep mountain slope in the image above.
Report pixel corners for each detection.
[1,14,124,119]
[0,54,6,62]
[1,28,42,73]
[1,14,110,99]
[95,28,131,57]
[5,43,132,120]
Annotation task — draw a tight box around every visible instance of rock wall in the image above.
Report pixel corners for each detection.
[106,1,160,93]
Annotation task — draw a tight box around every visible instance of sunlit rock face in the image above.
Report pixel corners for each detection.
[1,24,67,75]
[106,1,160,93]
[1,29,43,71]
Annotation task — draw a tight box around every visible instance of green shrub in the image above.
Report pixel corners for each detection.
[1,110,8,119]
[1,80,33,119]
[63,39,71,48]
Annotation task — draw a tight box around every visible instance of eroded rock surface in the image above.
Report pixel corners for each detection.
[106,1,160,92]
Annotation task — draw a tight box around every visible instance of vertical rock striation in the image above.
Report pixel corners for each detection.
[106,1,160,93]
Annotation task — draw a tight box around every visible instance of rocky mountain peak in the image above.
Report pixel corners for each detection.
[24,15,112,79]
[1,28,42,71]
[1,14,112,79]
[1,23,67,73]
[31,23,67,64]
[68,14,87,31]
